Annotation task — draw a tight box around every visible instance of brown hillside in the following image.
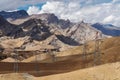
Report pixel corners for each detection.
[0,37,120,80]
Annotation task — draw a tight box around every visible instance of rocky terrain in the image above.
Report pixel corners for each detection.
[0,10,120,80]
[0,12,106,52]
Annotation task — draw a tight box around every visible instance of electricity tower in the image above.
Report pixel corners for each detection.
[94,31,102,65]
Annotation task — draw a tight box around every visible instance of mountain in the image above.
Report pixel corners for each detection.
[0,10,28,19]
[65,22,103,44]
[9,13,73,29]
[32,14,103,44]
[36,13,59,24]
[36,13,73,29]
[18,18,79,50]
[0,15,24,37]
[1,13,104,45]
[0,12,106,51]
[19,18,51,41]
[26,14,103,44]
[92,23,120,36]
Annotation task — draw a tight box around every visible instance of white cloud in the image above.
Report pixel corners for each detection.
[1,0,120,27]
[27,6,40,15]
[38,1,82,22]
[103,15,115,23]
[39,1,66,15]
[112,0,120,3]
[29,1,120,27]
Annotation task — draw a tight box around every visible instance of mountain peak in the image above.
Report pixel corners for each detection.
[37,13,59,24]
[92,23,120,36]
[0,10,29,19]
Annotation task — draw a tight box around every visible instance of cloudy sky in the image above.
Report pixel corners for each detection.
[0,0,120,26]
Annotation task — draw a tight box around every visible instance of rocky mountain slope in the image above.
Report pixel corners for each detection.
[16,13,103,43]
[0,16,76,51]
[0,12,107,52]
[19,18,51,41]
[0,15,23,37]
[8,13,73,29]
[1,10,119,37]
[65,22,103,44]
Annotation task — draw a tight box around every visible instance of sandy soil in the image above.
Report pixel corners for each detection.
[0,37,120,80]
[36,62,120,80]
[0,62,120,80]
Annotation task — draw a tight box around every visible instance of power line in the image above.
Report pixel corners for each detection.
[82,32,87,67]
[34,52,40,75]
[82,41,87,61]
[13,49,19,73]
[94,32,102,66]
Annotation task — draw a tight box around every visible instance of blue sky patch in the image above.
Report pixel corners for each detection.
[18,2,45,11]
